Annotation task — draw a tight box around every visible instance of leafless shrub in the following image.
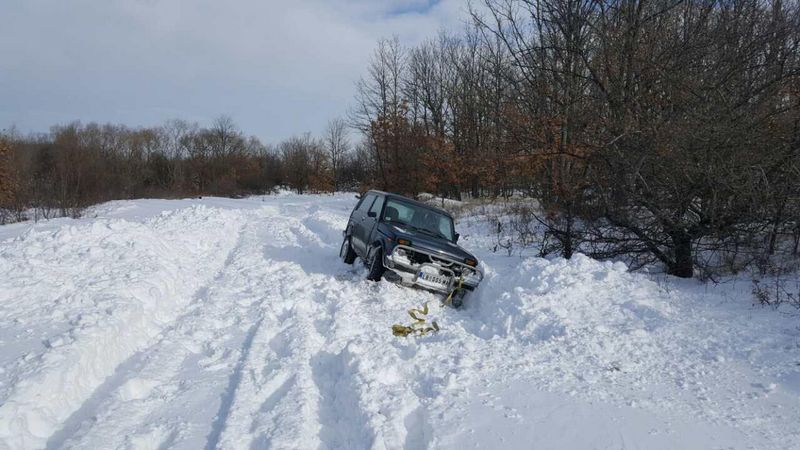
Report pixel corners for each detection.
[752,275,800,309]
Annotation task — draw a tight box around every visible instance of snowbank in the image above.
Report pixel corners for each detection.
[467,255,675,392]
[416,193,466,209]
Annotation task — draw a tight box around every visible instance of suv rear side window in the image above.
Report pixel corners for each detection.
[369,195,384,216]
[357,194,376,213]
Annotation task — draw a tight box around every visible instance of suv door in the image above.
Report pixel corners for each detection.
[351,193,376,256]
[361,194,385,251]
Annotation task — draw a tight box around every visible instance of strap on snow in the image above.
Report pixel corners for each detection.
[391,302,440,337]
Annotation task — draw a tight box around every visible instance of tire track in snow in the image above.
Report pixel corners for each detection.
[215,209,380,449]
[283,208,377,449]
[312,348,374,450]
[0,206,245,450]
[402,405,433,450]
[291,224,445,450]
[204,316,264,450]
[45,215,253,450]
[45,203,368,450]
[215,291,323,448]
[215,244,330,447]
[47,210,285,449]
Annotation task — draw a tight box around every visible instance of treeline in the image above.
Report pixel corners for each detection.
[0,117,367,222]
[348,0,800,278]
[2,0,799,280]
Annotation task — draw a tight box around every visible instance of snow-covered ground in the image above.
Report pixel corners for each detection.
[0,193,798,450]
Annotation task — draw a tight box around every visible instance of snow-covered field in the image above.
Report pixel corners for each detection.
[1,193,798,450]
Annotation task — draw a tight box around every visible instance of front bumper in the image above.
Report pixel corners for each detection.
[383,244,483,294]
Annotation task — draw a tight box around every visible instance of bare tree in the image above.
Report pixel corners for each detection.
[324,118,350,191]
[0,138,17,223]
[280,133,328,194]
[468,0,800,277]
[351,37,407,189]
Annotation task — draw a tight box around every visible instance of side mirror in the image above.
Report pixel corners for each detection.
[454,233,460,242]
[355,194,362,199]
[367,211,377,218]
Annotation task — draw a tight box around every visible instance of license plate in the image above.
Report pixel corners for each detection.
[418,272,448,285]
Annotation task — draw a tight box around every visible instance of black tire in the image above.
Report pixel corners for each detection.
[366,246,385,281]
[340,236,356,264]
[450,289,467,308]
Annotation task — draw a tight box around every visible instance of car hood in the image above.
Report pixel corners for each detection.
[382,223,476,262]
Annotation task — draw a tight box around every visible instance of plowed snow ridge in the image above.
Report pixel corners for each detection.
[0,193,798,450]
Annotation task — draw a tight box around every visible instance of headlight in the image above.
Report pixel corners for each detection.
[462,269,483,285]
[392,248,412,266]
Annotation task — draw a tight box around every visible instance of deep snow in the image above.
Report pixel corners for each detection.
[0,193,798,449]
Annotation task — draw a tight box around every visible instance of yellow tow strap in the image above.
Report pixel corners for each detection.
[392,277,466,337]
[391,302,440,337]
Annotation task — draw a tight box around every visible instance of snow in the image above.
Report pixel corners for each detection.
[416,193,465,209]
[0,193,798,449]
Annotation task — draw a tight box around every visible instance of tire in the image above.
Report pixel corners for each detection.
[340,236,356,264]
[366,246,385,281]
[450,289,467,308]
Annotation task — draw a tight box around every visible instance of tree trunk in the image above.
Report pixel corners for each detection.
[669,232,694,278]
[767,200,784,255]
[561,212,574,259]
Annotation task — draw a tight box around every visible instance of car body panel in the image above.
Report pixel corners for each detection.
[377,222,474,261]
[348,192,375,256]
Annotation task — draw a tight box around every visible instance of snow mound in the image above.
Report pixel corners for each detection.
[475,255,671,339]
[457,254,676,401]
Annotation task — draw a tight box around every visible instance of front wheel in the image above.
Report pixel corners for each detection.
[340,236,356,264]
[450,289,467,308]
[366,247,385,281]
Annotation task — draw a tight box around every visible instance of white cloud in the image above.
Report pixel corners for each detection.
[0,0,466,142]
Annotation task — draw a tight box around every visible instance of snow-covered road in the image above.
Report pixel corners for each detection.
[1,193,798,449]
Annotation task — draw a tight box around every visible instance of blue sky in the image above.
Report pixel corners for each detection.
[0,0,465,143]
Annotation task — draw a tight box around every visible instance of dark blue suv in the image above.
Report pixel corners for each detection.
[340,191,483,306]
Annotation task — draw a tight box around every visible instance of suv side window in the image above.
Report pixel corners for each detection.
[357,194,376,214]
[369,195,384,217]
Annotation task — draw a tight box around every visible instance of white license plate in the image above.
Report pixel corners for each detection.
[418,272,448,285]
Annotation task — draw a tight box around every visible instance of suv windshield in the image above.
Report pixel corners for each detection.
[381,199,455,241]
